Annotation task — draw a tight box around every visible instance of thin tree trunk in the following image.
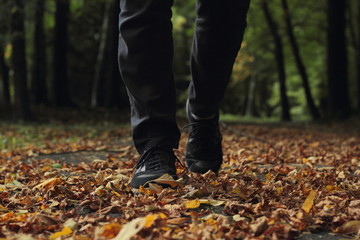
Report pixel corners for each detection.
[281,0,321,120]
[32,0,47,105]
[0,44,11,107]
[357,1,360,110]
[92,1,111,108]
[356,39,360,111]
[327,0,350,119]
[53,0,72,107]
[245,69,257,117]
[262,0,291,121]
[11,0,31,120]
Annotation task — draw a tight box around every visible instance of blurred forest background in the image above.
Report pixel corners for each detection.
[0,0,359,122]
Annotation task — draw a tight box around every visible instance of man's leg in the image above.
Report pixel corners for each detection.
[189,0,251,118]
[118,0,180,188]
[118,0,180,155]
[186,0,250,173]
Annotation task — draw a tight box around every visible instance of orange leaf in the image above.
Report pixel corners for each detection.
[100,223,122,238]
[302,190,316,213]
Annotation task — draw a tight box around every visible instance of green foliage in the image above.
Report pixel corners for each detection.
[1,0,358,120]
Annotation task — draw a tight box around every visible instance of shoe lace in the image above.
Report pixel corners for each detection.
[134,146,182,170]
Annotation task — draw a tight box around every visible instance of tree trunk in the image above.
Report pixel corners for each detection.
[10,0,31,120]
[357,1,360,111]
[0,44,11,108]
[281,0,321,120]
[53,0,72,107]
[327,0,350,119]
[92,1,111,108]
[262,0,291,121]
[32,0,47,105]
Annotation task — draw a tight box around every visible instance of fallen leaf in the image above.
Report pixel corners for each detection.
[49,227,72,240]
[34,177,63,190]
[111,217,146,240]
[144,214,157,228]
[250,216,269,236]
[146,174,180,188]
[183,200,201,209]
[166,217,189,225]
[100,223,122,239]
[302,190,316,213]
[148,183,163,194]
[335,221,360,235]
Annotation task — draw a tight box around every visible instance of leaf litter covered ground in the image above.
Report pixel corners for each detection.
[0,119,359,240]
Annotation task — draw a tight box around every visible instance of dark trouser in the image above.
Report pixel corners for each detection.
[118,0,250,154]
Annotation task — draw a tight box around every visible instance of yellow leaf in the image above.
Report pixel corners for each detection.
[112,191,121,197]
[49,227,72,240]
[325,185,343,192]
[301,190,316,213]
[183,199,224,209]
[138,186,151,195]
[265,173,273,182]
[310,142,320,147]
[184,200,201,209]
[275,187,283,194]
[0,205,7,211]
[144,214,157,228]
[34,178,62,190]
[205,218,217,226]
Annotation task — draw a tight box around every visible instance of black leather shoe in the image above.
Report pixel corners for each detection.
[130,146,178,188]
[184,103,223,174]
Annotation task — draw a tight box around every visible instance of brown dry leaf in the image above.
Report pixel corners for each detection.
[302,190,316,213]
[111,217,146,240]
[335,221,360,235]
[146,174,180,188]
[148,183,163,194]
[167,217,189,225]
[250,216,269,236]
